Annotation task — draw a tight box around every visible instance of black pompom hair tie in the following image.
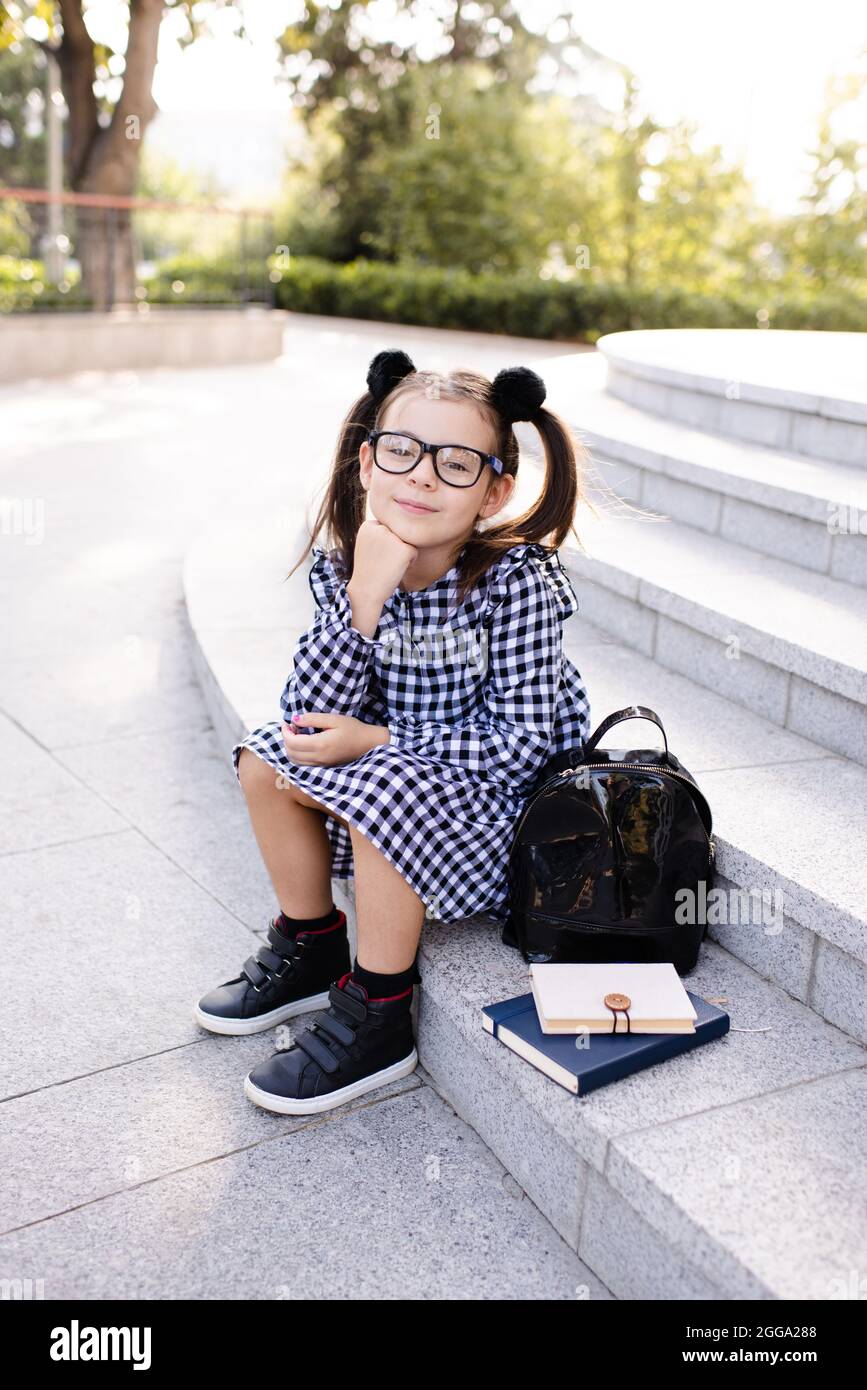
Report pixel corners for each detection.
[365,349,547,424]
[488,365,547,424]
[366,348,417,404]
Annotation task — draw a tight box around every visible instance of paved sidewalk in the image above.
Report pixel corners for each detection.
[0,315,608,1299]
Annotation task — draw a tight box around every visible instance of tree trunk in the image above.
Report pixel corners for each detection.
[74,204,138,309]
[52,0,163,309]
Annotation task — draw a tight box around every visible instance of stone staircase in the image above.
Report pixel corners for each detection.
[184,329,866,1301]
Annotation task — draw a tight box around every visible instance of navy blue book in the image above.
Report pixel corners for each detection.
[481,990,730,1096]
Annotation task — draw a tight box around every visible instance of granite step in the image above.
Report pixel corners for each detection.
[542,358,867,587]
[592,327,867,468]
[558,512,867,768]
[397,915,867,1301]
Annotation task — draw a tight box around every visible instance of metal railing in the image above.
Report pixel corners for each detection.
[0,187,277,312]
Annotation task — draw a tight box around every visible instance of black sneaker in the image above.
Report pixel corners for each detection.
[243,971,419,1115]
[194,912,351,1036]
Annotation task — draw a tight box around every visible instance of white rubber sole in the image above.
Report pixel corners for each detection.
[243,1046,419,1114]
[193,990,332,1036]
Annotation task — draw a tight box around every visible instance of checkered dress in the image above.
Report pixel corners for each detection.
[232,540,591,926]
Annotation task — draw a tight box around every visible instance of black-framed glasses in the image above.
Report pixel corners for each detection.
[367,429,504,488]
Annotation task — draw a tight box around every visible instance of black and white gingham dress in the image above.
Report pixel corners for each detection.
[231,540,591,926]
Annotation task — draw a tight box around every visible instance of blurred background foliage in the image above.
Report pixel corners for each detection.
[0,0,865,324]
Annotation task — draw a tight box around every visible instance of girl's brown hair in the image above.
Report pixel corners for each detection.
[286,362,635,607]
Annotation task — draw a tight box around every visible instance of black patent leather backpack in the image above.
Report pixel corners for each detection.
[503,705,717,976]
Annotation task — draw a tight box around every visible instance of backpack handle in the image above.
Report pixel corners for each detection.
[582,704,671,762]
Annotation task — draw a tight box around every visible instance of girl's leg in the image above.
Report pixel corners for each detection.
[238,747,424,973]
[348,822,425,975]
[237,747,349,918]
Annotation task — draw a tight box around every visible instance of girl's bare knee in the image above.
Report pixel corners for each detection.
[238,749,349,830]
[238,747,278,794]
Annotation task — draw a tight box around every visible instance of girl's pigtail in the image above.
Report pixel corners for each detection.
[485,406,583,555]
[283,390,379,584]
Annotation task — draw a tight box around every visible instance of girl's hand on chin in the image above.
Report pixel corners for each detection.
[281,713,386,767]
[352,518,418,599]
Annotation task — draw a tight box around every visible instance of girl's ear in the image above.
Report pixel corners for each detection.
[479,473,516,519]
[358,440,374,486]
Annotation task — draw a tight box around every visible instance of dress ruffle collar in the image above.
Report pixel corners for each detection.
[308,539,578,619]
[483,541,579,620]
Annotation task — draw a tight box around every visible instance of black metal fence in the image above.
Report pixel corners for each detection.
[0,188,277,312]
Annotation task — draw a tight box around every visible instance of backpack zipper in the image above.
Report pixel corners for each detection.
[512,761,716,855]
[526,909,698,937]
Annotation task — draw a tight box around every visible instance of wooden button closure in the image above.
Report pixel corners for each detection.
[604,992,632,1010]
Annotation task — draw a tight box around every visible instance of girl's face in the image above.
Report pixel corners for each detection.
[357,392,515,552]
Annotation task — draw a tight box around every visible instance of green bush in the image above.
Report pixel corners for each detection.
[141,253,274,305]
[0,256,90,312]
[272,256,867,339]
[2,248,865,332]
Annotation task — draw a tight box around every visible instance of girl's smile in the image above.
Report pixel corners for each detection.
[394,496,438,514]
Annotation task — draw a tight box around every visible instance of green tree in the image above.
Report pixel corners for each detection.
[281,63,595,274]
[0,32,47,186]
[274,3,622,271]
[581,93,757,293]
[275,0,565,118]
[775,63,867,293]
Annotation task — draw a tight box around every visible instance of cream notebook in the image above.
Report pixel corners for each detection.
[529,962,698,1034]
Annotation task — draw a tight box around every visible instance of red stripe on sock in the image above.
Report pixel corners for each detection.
[298,914,345,936]
[348,976,414,1003]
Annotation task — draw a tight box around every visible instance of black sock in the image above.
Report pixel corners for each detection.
[276,903,342,937]
[350,955,419,1001]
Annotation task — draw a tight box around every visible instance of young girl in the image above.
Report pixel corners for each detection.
[195,348,592,1116]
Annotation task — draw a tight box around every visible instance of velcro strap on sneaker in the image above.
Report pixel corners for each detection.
[241,956,268,988]
[295,1029,340,1074]
[257,943,292,973]
[267,922,303,958]
[313,1011,357,1048]
[328,982,368,1020]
